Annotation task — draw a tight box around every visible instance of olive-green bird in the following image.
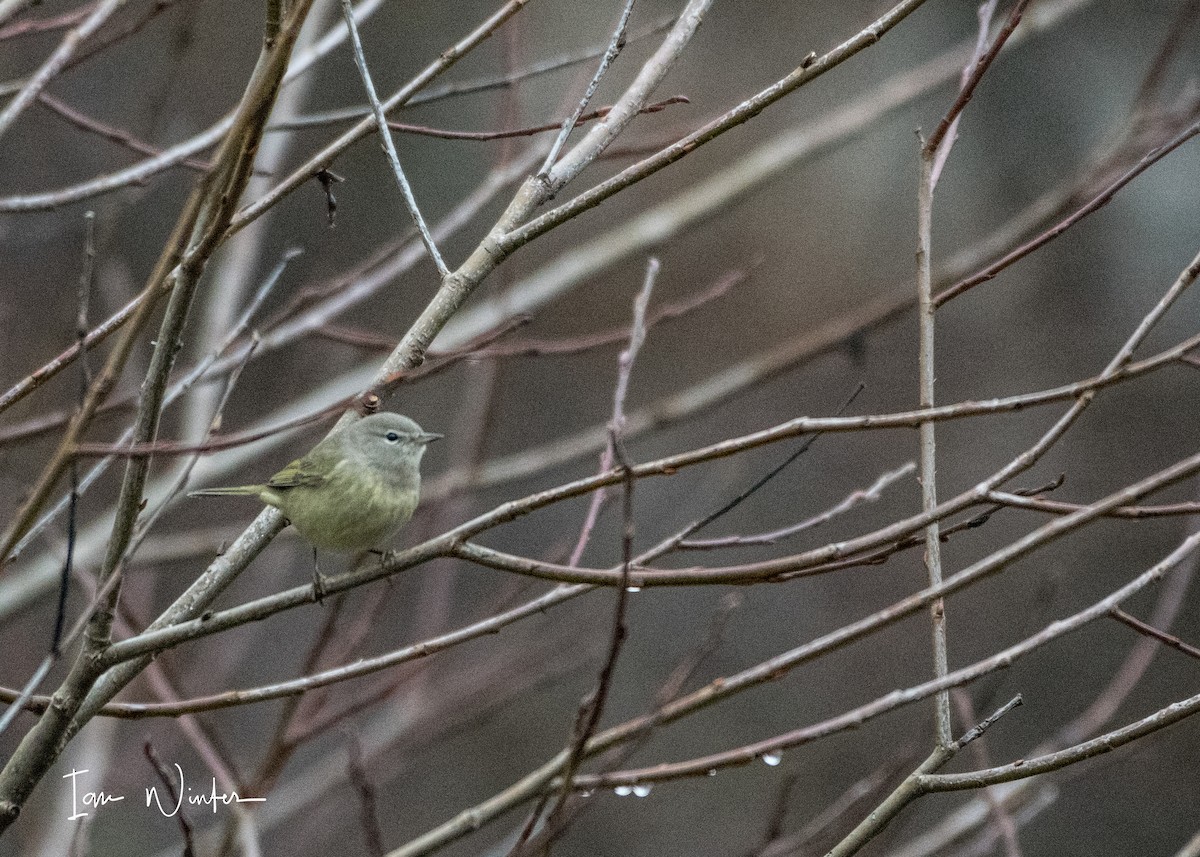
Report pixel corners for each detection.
[190,413,440,596]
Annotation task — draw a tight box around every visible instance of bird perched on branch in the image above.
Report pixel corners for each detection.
[190,412,441,598]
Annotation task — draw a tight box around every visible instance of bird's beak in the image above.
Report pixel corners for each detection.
[419,432,443,444]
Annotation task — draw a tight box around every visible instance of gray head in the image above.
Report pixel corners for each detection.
[343,413,441,476]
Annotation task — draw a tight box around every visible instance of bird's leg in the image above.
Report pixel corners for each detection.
[311,547,327,604]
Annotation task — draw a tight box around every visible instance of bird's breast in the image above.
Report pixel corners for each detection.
[279,463,419,551]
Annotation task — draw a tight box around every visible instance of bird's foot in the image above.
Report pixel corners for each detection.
[311,548,327,605]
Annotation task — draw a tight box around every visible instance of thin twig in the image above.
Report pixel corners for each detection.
[0,565,127,736]
[935,114,1200,305]
[567,258,659,566]
[538,0,638,175]
[917,685,1200,791]
[531,259,656,853]
[339,0,448,275]
[569,527,1199,793]
[54,211,97,653]
[499,0,932,250]
[986,490,1200,518]
[953,696,1024,752]
[144,741,197,857]
[926,0,998,187]
[268,15,679,130]
[919,0,1033,750]
[951,691,1024,857]
[5,249,299,567]
[0,2,95,39]
[917,91,947,748]
[1109,607,1200,661]
[823,696,1021,857]
[344,732,386,857]
[666,384,865,549]
[679,461,914,550]
[36,91,212,172]
[0,211,95,738]
[125,335,261,559]
[0,0,128,143]
[923,0,1031,175]
[384,96,687,141]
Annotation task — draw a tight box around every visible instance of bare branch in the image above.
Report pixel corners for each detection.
[340,0,449,276]
[1108,607,1200,661]
[537,0,638,175]
[917,686,1200,791]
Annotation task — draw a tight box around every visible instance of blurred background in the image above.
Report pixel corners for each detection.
[2,0,1200,855]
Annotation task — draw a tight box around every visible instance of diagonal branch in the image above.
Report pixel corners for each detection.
[340,0,449,275]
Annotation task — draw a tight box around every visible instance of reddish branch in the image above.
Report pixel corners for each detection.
[1109,608,1200,661]
[935,114,1200,305]
[37,92,212,171]
[923,0,1031,157]
[0,3,96,40]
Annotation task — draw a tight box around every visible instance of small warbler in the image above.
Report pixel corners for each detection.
[190,412,440,596]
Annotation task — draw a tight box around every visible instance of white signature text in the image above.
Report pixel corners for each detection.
[64,766,265,820]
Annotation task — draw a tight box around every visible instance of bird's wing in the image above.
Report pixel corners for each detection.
[264,455,328,490]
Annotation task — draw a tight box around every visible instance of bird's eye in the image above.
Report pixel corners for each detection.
[385,431,401,443]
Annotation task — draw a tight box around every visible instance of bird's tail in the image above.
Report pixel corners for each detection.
[188,485,263,498]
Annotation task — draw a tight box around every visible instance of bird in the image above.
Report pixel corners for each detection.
[190,412,441,598]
